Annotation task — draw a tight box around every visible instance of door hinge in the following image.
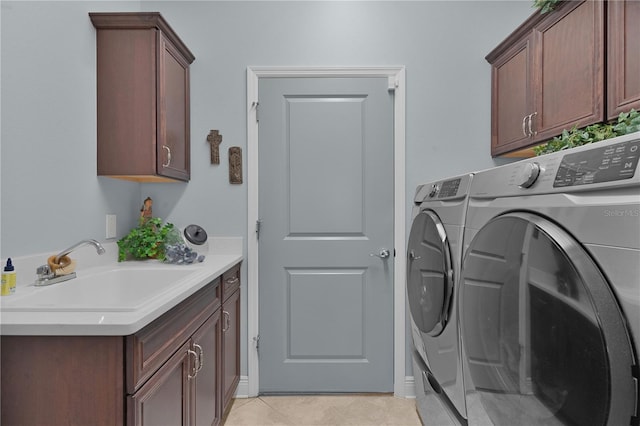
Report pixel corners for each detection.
[387,75,398,91]
[252,101,260,122]
[253,334,260,355]
[256,219,263,240]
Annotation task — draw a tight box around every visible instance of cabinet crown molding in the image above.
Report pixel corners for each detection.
[89,12,195,64]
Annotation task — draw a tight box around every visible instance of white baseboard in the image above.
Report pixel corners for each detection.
[234,376,416,399]
[234,376,250,398]
[404,375,416,398]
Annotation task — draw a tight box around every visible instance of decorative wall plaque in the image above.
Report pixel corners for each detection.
[207,130,223,164]
[229,147,243,184]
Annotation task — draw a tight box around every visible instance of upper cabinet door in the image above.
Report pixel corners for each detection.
[157,32,191,181]
[91,12,195,182]
[607,0,640,120]
[532,0,604,142]
[489,35,534,156]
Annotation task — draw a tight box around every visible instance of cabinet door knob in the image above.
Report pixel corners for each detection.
[162,145,172,167]
[187,348,199,379]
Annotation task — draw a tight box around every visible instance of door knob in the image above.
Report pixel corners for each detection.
[370,249,391,259]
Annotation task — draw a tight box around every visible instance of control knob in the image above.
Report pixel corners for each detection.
[519,162,541,188]
[428,184,439,198]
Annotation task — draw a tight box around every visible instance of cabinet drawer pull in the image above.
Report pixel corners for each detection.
[194,343,204,373]
[522,115,529,137]
[187,349,199,379]
[225,276,239,286]
[223,310,230,332]
[162,145,172,167]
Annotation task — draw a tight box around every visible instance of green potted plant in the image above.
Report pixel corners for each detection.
[117,217,174,262]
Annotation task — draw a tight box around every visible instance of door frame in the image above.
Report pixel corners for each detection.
[246,66,406,397]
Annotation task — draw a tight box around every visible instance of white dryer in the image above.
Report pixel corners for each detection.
[459,132,640,425]
[407,174,473,425]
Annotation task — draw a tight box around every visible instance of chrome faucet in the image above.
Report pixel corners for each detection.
[35,239,106,286]
[54,239,106,263]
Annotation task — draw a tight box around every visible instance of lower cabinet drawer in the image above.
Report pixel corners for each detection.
[222,263,240,301]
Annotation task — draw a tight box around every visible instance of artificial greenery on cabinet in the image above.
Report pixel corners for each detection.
[533,0,562,14]
[533,109,640,156]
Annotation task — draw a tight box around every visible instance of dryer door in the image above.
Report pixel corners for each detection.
[407,209,454,337]
[460,212,637,426]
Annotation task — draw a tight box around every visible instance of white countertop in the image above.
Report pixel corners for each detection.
[0,237,243,336]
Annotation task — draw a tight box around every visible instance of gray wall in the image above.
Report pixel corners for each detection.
[1,0,533,384]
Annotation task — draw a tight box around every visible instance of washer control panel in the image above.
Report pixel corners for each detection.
[554,139,640,187]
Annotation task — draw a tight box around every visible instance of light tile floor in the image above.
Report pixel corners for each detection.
[224,394,422,426]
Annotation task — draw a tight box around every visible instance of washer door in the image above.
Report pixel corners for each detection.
[460,212,637,426]
[407,209,454,337]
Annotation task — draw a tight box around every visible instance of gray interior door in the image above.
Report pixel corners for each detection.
[258,77,394,393]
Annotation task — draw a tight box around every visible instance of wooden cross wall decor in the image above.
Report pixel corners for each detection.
[207,130,223,164]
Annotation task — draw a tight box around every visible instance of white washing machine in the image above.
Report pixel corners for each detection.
[459,131,640,425]
[407,174,473,425]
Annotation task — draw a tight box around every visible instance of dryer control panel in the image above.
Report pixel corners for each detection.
[414,174,472,203]
[425,178,462,198]
[437,178,461,198]
[554,139,640,187]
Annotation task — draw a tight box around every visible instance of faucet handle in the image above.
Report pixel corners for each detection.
[36,264,52,277]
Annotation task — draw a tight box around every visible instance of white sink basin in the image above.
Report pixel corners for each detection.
[2,267,197,312]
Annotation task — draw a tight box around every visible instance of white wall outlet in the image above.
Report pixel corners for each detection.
[106,214,117,239]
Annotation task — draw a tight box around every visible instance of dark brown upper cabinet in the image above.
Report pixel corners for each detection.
[90,12,195,182]
[607,0,640,120]
[487,1,604,157]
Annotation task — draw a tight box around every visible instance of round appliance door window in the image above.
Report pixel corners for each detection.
[407,209,454,337]
[460,212,636,426]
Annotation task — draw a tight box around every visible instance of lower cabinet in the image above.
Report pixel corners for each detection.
[0,262,241,426]
[128,262,241,426]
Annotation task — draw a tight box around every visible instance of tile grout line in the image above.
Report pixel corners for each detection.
[256,396,297,425]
